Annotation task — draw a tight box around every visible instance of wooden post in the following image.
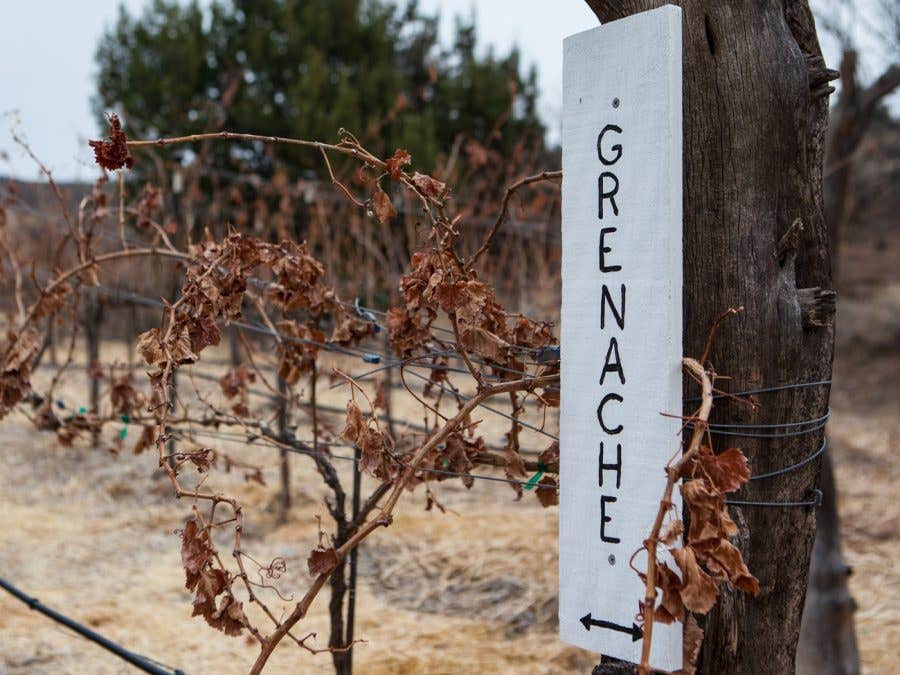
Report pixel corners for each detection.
[229,327,241,367]
[583,3,836,673]
[796,40,898,675]
[381,330,396,440]
[277,375,291,521]
[127,300,137,370]
[797,453,859,675]
[345,444,361,675]
[83,289,104,446]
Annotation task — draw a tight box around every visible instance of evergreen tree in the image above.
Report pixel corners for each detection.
[94,0,544,175]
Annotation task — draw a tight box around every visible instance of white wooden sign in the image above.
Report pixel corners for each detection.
[559,6,683,671]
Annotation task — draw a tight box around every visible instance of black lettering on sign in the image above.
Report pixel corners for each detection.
[598,172,620,219]
[595,124,626,552]
[600,495,620,543]
[597,393,623,434]
[599,227,622,273]
[598,442,622,489]
[597,124,623,166]
[599,337,625,386]
[600,284,626,330]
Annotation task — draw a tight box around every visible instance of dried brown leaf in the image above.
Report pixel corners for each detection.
[132,426,156,454]
[660,519,685,546]
[671,546,718,614]
[137,328,166,366]
[695,539,760,594]
[181,518,213,591]
[191,567,227,619]
[207,593,247,636]
[535,476,558,507]
[654,561,685,624]
[88,113,135,171]
[460,326,509,362]
[386,149,411,179]
[681,479,738,544]
[189,448,215,473]
[679,614,704,675]
[340,401,365,444]
[538,441,560,473]
[696,447,750,493]
[110,375,144,415]
[411,172,446,200]
[373,187,396,224]
[307,546,338,576]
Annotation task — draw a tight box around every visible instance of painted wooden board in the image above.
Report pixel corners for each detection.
[559,6,683,671]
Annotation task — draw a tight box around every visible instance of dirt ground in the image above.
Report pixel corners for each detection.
[1,239,898,675]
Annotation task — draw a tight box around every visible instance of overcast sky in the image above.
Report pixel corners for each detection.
[0,1,893,182]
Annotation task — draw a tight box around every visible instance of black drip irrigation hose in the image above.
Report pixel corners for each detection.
[0,577,186,675]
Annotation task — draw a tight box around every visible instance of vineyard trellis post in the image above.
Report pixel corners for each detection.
[277,374,291,522]
[83,288,104,446]
[584,2,836,673]
[345,442,362,675]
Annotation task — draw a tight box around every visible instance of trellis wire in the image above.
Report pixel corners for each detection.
[163,424,546,490]
[691,409,831,438]
[47,395,549,490]
[66,281,561,445]
[86,282,527,383]
[51,391,826,495]
[726,489,823,508]
[35,271,831,504]
[174,365,546,457]
[747,439,828,481]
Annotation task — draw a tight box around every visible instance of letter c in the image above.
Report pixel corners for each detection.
[597,393,623,434]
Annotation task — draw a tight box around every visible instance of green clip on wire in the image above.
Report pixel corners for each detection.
[119,415,130,440]
[524,463,549,490]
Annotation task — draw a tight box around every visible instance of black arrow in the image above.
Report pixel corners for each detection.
[579,613,643,642]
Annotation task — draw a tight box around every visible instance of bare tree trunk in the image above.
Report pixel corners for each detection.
[797,47,897,675]
[824,51,900,279]
[797,453,859,675]
[584,3,835,673]
[329,553,350,675]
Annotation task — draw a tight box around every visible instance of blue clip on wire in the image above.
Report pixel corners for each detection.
[354,298,381,333]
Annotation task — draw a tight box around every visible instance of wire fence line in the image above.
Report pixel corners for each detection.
[28,271,832,502]
[43,376,828,498]
[43,279,564,442]
[47,394,552,491]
